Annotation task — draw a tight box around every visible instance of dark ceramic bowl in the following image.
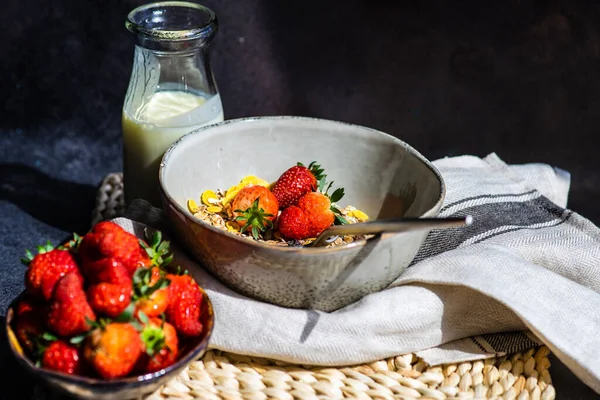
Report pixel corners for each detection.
[159,116,446,312]
[5,289,214,400]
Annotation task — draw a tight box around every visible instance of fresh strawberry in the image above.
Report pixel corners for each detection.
[232,185,279,239]
[47,272,96,337]
[278,206,310,240]
[87,281,132,318]
[22,244,80,301]
[83,322,143,379]
[41,340,83,375]
[137,317,179,373]
[165,273,204,337]
[297,192,335,238]
[271,162,325,208]
[79,221,151,277]
[15,299,46,354]
[133,267,171,318]
[87,258,131,285]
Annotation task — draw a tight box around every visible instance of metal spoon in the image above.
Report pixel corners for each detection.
[309,215,473,247]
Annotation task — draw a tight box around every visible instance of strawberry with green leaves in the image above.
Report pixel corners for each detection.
[22,242,80,301]
[232,185,279,240]
[136,315,179,373]
[133,266,171,318]
[271,162,325,208]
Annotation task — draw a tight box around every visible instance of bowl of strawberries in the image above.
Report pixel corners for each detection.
[159,116,445,312]
[5,221,214,400]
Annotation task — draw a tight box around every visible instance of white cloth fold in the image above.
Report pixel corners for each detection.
[116,153,600,394]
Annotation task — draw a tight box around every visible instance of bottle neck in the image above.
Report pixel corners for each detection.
[132,30,216,53]
[126,1,218,52]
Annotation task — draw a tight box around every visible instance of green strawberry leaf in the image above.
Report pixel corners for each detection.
[130,319,143,332]
[41,332,57,342]
[115,302,136,322]
[235,198,273,240]
[69,335,86,345]
[140,324,166,356]
[21,249,35,266]
[317,177,327,191]
[331,206,349,225]
[335,214,349,225]
[141,229,174,267]
[138,311,149,325]
[329,188,345,203]
[59,232,83,250]
[132,267,171,300]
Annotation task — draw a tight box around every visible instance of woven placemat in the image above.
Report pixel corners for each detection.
[93,173,556,400]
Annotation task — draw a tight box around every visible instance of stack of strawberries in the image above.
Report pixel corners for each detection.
[232,162,346,241]
[13,221,207,379]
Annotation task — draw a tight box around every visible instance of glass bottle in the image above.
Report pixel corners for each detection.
[122,1,223,207]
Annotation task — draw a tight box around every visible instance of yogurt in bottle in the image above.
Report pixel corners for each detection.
[122,1,223,206]
[122,90,223,206]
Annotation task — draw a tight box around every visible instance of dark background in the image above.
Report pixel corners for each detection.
[1,0,598,398]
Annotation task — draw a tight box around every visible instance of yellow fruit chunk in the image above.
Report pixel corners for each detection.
[240,175,270,187]
[187,199,199,213]
[222,183,244,206]
[226,221,240,232]
[222,175,270,205]
[201,190,219,206]
[350,209,369,221]
[207,205,223,213]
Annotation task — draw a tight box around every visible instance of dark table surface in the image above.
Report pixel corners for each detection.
[1,0,599,398]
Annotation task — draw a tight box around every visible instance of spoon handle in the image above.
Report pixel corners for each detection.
[311,216,472,247]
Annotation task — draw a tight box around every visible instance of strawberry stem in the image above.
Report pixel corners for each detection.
[132,267,171,301]
[234,198,274,240]
[140,229,174,267]
[140,324,166,356]
[21,241,56,266]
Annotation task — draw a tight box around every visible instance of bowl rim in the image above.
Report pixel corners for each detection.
[5,287,215,387]
[158,115,447,254]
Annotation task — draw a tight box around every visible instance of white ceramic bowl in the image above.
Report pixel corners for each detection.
[159,116,445,311]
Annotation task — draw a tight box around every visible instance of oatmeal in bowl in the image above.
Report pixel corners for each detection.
[186,162,373,248]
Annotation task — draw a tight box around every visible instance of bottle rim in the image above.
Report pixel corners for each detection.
[126,1,217,42]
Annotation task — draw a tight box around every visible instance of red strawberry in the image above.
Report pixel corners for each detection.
[79,221,151,277]
[278,206,310,240]
[231,185,279,239]
[133,267,171,318]
[165,274,204,337]
[15,298,45,354]
[297,192,335,238]
[84,322,143,379]
[41,340,83,375]
[87,281,132,318]
[87,258,131,285]
[23,246,80,301]
[85,258,133,318]
[137,318,179,373]
[271,162,324,208]
[47,272,96,337]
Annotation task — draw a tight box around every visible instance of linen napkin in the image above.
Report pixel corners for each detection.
[117,153,600,393]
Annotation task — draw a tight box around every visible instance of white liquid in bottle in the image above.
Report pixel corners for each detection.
[123,90,224,206]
